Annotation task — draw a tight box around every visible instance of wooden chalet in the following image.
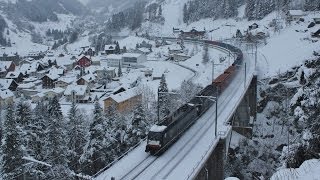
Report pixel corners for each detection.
[5,71,24,83]
[76,56,92,68]
[0,61,16,78]
[41,74,60,89]
[0,79,18,91]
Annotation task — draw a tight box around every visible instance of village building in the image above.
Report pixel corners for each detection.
[41,73,60,89]
[104,87,142,114]
[136,47,152,55]
[27,51,44,60]
[55,77,75,89]
[313,17,320,24]
[0,61,16,78]
[0,79,18,91]
[77,73,96,88]
[122,53,147,68]
[180,28,206,39]
[106,54,123,67]
[0,89,14,107]
[20,62,45,77]
[312,29,320,38]
[76,56,92,68]
[286,10,304,21]
[96,67,117,79]
[0,53,20,65]
[64,84,91,103]
[170,53,191,62]
[249,23,259,30]
[5,71,24,83]
[105,44,117,55]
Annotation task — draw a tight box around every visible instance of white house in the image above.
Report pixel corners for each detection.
[106,54,123,67]
[122,53,147,68]
[287,10,304,21]
[64,84,91,103]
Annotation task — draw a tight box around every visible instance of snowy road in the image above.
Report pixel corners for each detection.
[96,50,255,180]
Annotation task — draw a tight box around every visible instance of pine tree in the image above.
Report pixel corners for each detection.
[81,100,111,175]
[158,74,170,120]
[31,101,48,177]
[158,5,162,17]
[118,61,122,77]
[45,96,70,179]
[67,101,86,174]
[131,104,148,142]
[1,102,24,180]
[115,41,120,54]
[245,0,255,20]
[183,3,189,24]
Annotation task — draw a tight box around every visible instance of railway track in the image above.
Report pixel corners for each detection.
[120,57,248,179]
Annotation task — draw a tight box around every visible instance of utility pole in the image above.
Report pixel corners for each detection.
[157,88,160,124]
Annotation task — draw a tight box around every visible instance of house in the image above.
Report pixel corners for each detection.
[180,28,206,39]
[136,47,152,55]
[0,53,20,65]
[0,79,18,91]
[81,46,95,56]
[312,29,320,38]
[96,67,116,79]
[104,87,142,114]
[77,73,96,88]
[249,23,259,30]
[5,71,24,83]
[76,56,92,68]
[91,56,101,66]
[55,77,75,89]
[0,61,16,78]
[122,53,147,68]
[168,44,184,54]
[20,62,45,77]
[170,53,191,62]
[106,54,123,67]
[28,51,44,60]
[105,44,117,55]
[32,87,65,102]
[0,89,14,107]
[286,10,304,21]
[314,17,320,24]
[64,84,91,103]
[173,27,181,33]
[41,74,60,89]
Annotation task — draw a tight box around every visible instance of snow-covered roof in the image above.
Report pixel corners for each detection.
[0,89,14,99]
[0,61,13,72]
[288,10,304,16]
[49,67,64,75]
[105,44,116,51]
[138,48,151,53]
[5,71,22,78]
[44,87,65,94]
[43,73,60,80]
[79,73,96,82]
[107,87,140,103]
[0,79,14,89]
[122,53,143,58]
[20,62,39,74]
[106,54,123,60]
[23,77,38,83]
[18,82,35,89]
[150,125,167,132]
[64,85,88,96]
[56,77,75,84]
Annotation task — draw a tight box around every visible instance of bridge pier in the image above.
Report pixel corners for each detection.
[231,75,257,138]
[195,139,226,180]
